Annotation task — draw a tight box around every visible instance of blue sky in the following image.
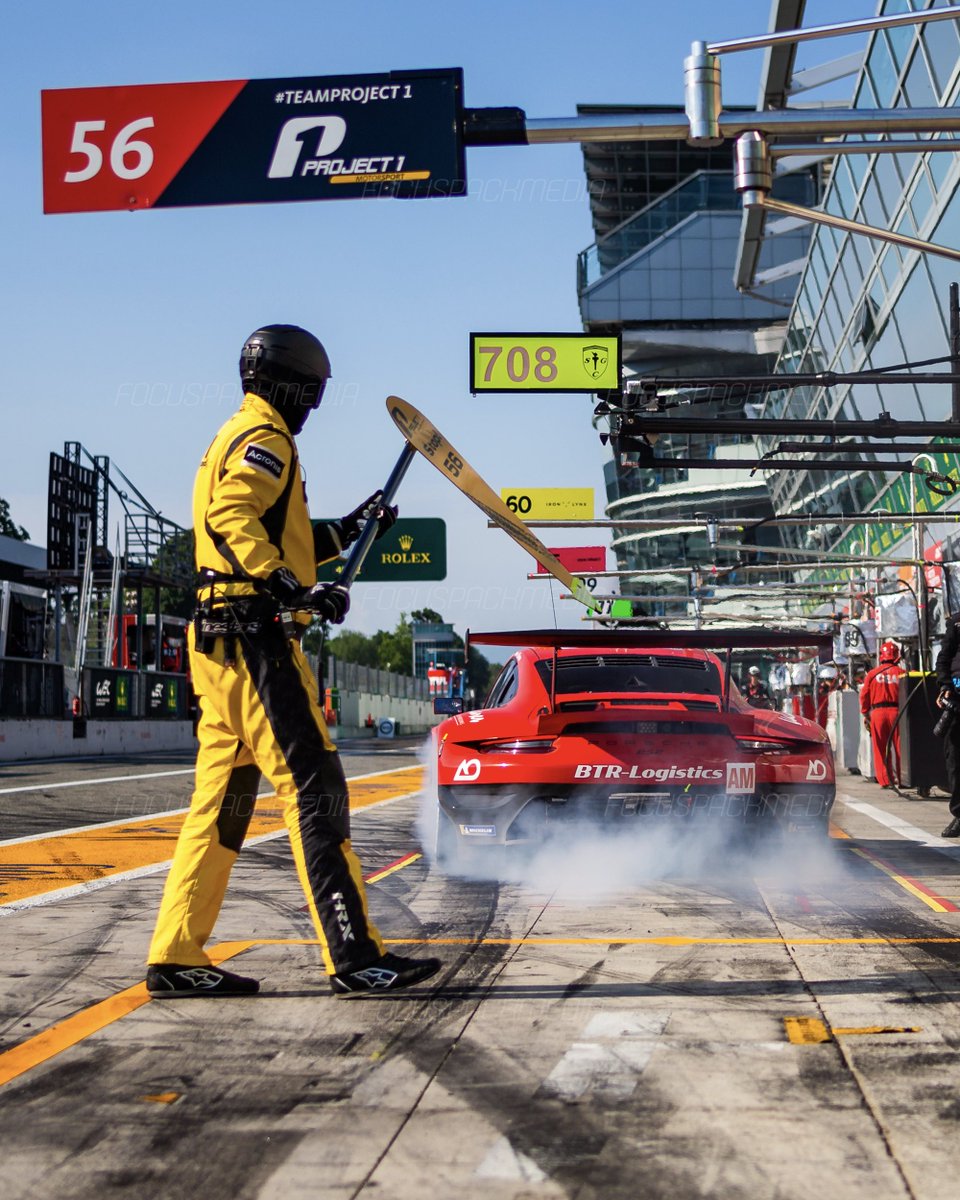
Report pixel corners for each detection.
[2,1,855,640]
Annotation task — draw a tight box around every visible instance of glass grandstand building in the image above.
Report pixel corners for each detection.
[577,113,813,598]
[755,1,960,569]
[578,0,960,616]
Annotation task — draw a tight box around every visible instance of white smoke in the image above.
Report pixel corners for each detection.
[415,737,848,901]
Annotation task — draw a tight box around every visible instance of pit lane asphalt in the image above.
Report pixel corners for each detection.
[3,748,960,1200]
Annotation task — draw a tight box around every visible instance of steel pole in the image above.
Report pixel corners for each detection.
[951,283,960,423]
[707,5,960,55]
[523,106,960,146]
[758,193,960,266]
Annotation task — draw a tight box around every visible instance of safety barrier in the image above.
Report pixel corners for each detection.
[325,657,431,701]
[0,657,65,718]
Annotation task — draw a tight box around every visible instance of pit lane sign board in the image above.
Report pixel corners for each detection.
[498,488,594,520]
[470,333,621,393]
[314,517,446,583]
[41,68,466,213]
[535,546,606,574]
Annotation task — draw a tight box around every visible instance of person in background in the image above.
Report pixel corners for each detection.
[935,614,960,837]
[859,641,904,789]
[745,665,770,708]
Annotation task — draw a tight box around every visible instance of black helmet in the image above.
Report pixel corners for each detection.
[239,324,332,434]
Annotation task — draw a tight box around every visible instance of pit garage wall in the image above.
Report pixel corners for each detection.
[334,690,440,739]
[0,688,441,761]
[0,719,196,762]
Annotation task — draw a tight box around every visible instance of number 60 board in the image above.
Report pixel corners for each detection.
[469,333,621,394]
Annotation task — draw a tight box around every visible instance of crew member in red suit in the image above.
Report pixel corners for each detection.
[859,641,904,788]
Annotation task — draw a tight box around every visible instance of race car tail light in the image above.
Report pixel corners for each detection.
[477,738,556,754]
[735,738,797,754]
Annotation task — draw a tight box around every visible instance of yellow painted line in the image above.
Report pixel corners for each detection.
[381,935,960,946]
[784,1017,921,1044]
[0,766,424,906]
[365,852,422,884]
[829,821,850,839]
[835,1025,921,1036]
[141,1091,181,1104]
[785,1017,831,1044]
[850,845,960,913]
[0,940,253,1088]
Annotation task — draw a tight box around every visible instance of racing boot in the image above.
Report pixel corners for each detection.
[942,817,960,838]
[146,963,259,997]
[330,951,442,995]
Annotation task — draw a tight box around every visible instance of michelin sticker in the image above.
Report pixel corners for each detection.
[460,824,496,837]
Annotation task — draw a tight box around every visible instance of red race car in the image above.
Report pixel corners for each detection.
[431,628,835,869]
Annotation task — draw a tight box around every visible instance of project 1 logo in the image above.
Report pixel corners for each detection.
[267,117,406,179]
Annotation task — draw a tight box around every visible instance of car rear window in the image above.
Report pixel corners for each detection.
[534,654,722,698]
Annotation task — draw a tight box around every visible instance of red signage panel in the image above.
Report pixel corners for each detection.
[535,546,606,575]
[41,81,245,213]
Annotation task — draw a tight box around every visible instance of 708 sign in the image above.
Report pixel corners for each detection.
[469,333,620,393]
[477,344,558,385]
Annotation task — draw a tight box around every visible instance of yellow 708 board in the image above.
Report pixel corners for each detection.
[470,333,620,393]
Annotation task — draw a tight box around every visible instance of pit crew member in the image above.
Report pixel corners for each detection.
[859,641,904,789]
[146,324,441,996]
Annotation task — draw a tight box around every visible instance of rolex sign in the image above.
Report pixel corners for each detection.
[314,517,446,582]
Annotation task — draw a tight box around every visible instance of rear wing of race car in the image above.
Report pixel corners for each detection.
[466,628,833,714]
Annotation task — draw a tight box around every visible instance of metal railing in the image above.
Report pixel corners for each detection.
[577,171,738,291]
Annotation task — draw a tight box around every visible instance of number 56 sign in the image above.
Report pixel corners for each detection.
[470,333,620,394]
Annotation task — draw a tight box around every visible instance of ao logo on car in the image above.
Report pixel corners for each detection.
[806,759,828,781]
[453,758,481,782]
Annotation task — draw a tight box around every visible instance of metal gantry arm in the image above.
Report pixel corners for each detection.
[734,131,960,267]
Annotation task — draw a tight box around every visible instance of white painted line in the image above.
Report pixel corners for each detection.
[0,827,289,914]
[582,1011,668,1038]
[475,1137,546,1183]
[0,768,195,797]
[838,796,960,854]
[0,786,423,914]
[0,764,422,847]
[540,1010,667,1101]
[0,806,193,848]
[0,758,419,799]
[541,1041,658,1101]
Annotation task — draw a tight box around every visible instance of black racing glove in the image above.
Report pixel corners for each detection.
[265,568,349,624]
[337,491,398,548]
[265,565,303,606]
[294,583,350,624]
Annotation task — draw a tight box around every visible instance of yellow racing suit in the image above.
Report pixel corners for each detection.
[147,392,384,975]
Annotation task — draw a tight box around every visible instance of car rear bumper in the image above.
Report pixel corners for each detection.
[438,782,835,844]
